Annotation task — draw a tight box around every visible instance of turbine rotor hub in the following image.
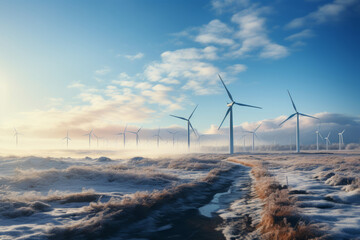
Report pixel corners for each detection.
[227,102,235,107]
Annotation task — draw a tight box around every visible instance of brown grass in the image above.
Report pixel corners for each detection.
[230,158,319,240]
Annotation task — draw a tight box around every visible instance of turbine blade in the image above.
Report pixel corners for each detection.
[342,129,346,134]
[287,90,298,113]
[137,127,142,133]
[170,115,187,121]
[234,102,262,109]
[254,123,262,132]
[319,132,324,140]
[188,104,198,120]
[189,122,197,137]
[218,74,234,102]
[218,107,231,130]
[279,113,296,126]
[299,113,318,120]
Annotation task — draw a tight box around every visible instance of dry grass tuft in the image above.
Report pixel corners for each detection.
[231,157,320,240]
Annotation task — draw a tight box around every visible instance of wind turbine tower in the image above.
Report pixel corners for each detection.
[116,125,128,148]
[244,124,261,152]
[168,130,178,147]
[170,105,198,149]
[93,133,102,148]
[154,128,161,148]
[324,132,331,151]
[217,74,261,154]
[129,127,142,147]
[83,130,93,148]
[315,130,324,151]
[14,128,22,147]
[338,130,345,150]
[279,90,318,153]
[63,131,71,148]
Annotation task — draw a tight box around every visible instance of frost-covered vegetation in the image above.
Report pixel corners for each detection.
[230,152,360,239]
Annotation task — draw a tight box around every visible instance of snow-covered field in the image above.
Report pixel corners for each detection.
[231,152,360,239]
[0,152,359,239]
[0,154,264,239]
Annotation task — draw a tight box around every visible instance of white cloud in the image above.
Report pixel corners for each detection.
[285,29,314,41]
[227,64,247,74]
[67,83,85,89]
[286,0,358,29]
[259,43,289,59]
[144,46,220,95]
[95,66,111,75]
[111,72,135,87]
[195,19,234,45]
[135,82,152,90]
[125,52,144,60]
[211,0,250,13]
[231,8,289,59]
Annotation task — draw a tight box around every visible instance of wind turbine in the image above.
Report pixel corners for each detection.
[63,131,71,148]
[93,133,102,148]
[338,129,345,150]
[83,129,93,148]
[167,130,178,147]
[153,128,161,148]
[239,134,247,152]
[315,130,323,151]
[170,105,198,149]
[324,132,331,151]
[14,128,22,147]
[279,90,318,153]
[129,127,142,147]
[217,74,261,154]
[243,123,261,152]
[116,125,128,148]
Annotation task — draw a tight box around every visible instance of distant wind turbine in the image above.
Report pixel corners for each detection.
[244,123,261,152]
[14,128,22,147]
[217,74,261,154]
[315,130,324,151]
[83,129,93,148]
[129,127,142,147]
[93,133,102,148]
[116,125,128,148]
[154,128,161,147]
[324,132,331,151]
[338,129,345,150]
[240,134,246,152]
[63,131,71,148]
[170,105,198,149]
[279,90,318,153]
[167,130,178,147]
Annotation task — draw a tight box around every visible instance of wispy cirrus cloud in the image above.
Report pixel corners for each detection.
[211,0,250,13]
[285,29,315,41]
[286,0,358,29]
[94,66,111,75]
[124,52,144,60]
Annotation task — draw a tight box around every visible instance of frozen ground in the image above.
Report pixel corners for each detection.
[1,152,359,239]
[0,154,263,240]
[231,152,360,240]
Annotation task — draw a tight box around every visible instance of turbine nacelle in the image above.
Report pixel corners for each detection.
[227,102,235,107]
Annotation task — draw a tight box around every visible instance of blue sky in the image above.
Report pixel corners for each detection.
[0,0,359,145]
